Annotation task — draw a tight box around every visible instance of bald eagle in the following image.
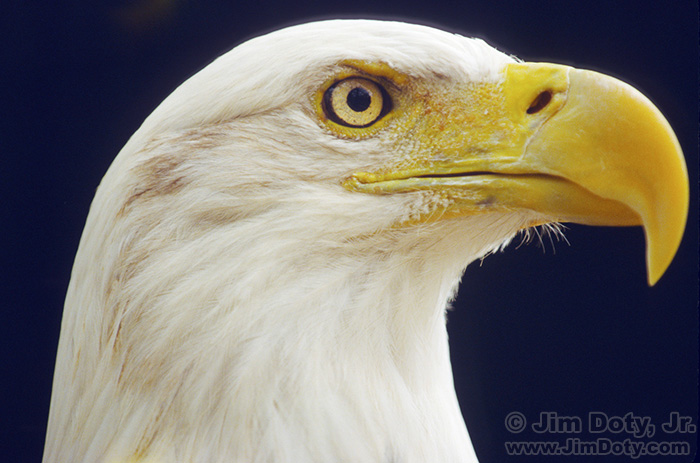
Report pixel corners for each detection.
[43,20,688,463]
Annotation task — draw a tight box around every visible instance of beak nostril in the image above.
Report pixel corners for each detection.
[527,90,552,114]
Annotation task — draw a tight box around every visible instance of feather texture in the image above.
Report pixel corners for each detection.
[44,20,530,462]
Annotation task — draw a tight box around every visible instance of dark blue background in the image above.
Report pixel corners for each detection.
[3,1,697,462]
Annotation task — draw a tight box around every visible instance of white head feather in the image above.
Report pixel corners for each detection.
[44,20,527,463]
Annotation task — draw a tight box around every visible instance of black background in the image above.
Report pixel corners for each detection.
[3,1,697,462]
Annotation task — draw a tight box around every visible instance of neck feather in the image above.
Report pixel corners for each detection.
[46,135,527,462]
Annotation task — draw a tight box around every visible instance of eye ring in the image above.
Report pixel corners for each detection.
[323,77,392,128]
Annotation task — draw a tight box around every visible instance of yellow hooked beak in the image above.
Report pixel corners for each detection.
[345,63,688,285]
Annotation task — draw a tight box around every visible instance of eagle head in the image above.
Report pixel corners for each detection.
[44,20,687,463]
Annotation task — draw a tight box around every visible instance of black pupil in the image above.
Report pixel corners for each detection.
[347,87,372,112]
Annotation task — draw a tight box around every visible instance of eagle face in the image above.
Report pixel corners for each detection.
[44,20,687,463]
[111,20,686,276]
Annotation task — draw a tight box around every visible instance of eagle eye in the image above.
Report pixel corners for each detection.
[323,77,391,128]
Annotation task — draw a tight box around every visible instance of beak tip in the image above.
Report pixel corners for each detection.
[645,222,686,287]
[646,269,661,287]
